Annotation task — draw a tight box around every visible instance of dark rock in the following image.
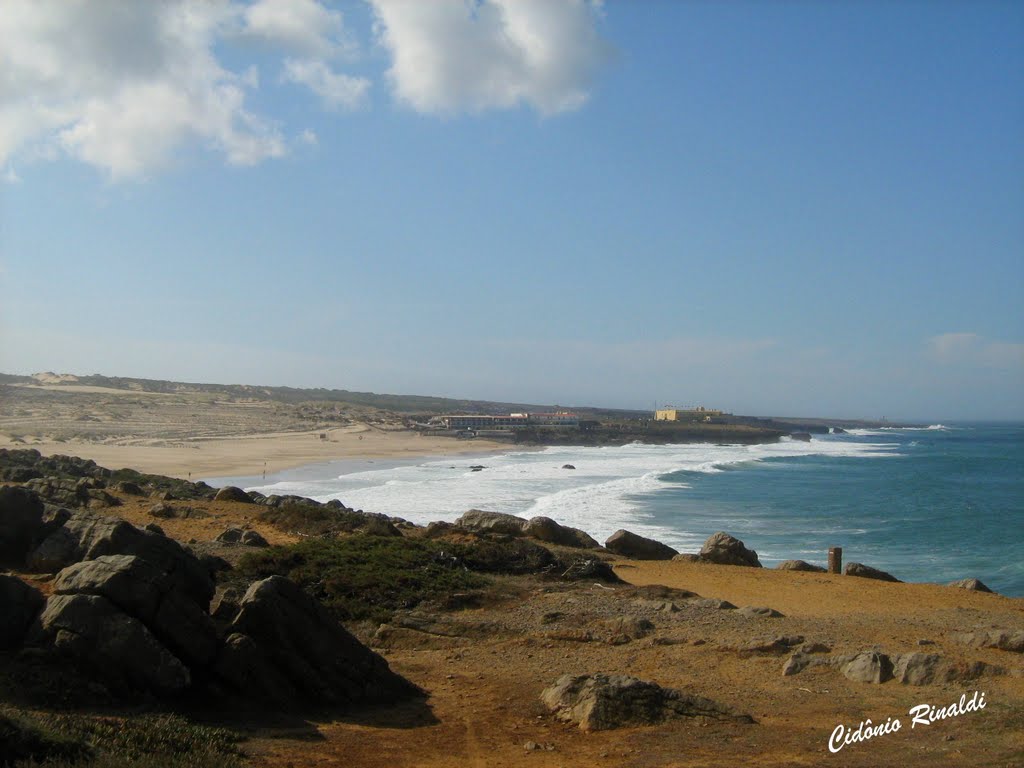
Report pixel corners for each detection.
[144,523,165,535]
[33,593,191,696]
[240,530,270,547]
[948,578,994,593]
[214,486,253,504]
[423,521,457,538]
[150,490,175,501]
[198,553,232,578]
[775,559,826,573]
[523,516,600,549]
[832,427,847,434]
[214,576,420,708]
[844,562,901,582]
[0,575,45,649]
[560,557,623,583]
[790,432,812,442]
[149,503,175,519]
[112,481,144,495]
[455,509,527,536]
[698,532,761,567]
[540,673,754,731]
[360,517,402,537]
[562,464,576,470]
[604,529,678,560]
[53,554,217,668]
[27,512,214,608]
[0,486,50,566]
[214,528,244,544]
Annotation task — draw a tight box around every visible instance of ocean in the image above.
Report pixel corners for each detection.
[230,423,1024,597]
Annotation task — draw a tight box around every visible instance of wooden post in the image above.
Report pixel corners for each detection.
[828,547,843,574]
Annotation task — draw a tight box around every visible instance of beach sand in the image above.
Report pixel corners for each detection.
[0,426,513,479]
[0,382,514,478]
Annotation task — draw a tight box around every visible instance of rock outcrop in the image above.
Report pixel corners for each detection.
[541,674,754,731]
[0,486,55,566]
[27,511,214,608]
[455,509,528,536]
[52,554,217,668]
[604,530,678,560]
[948,578,994,593]
[775,559,826,573]
[955,629,1024,653]
[214,576,419,708]
[699,532,761,567]
[213,486,253,504]
[844,562,901,582]
[0,574,45,649]
[33,593,192,697]
[523,516,600,549]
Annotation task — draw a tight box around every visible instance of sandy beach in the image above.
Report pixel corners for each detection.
[0,427,513,480]
[0,382,513,478]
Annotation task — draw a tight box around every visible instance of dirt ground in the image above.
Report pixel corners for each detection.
[101,493,1024,768]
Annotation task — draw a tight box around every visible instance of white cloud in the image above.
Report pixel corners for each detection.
[3,167,20,184]
[299,129,318,146]
[370,0,611,115]
[926,332,1024,369]
[241,0,355,59]
[0,0,290,179]
[282,58,370,110]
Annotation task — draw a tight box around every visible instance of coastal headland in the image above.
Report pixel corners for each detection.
[0,373,901,479]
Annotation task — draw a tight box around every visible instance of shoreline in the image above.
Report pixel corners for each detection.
[0,427,517,480]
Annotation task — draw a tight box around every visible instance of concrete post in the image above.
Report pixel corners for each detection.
[828,547,843,574]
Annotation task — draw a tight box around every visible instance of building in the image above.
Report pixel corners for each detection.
[655,406,723,422]
[438,412,579,431]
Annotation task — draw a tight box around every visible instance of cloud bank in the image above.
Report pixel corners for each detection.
[0,0,610,179]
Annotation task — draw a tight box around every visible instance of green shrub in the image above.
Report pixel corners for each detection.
[236,536,488,624]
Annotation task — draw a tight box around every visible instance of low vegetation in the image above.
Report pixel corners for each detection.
[0,708,242,768]
[235,536,490,624]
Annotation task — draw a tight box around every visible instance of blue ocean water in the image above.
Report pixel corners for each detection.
[236,423,1024,596]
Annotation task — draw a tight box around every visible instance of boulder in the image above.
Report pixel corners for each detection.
[523,516,600,549]
[33,593,191,696]
[775,559,826,573]
[0,575,45,649]
[955,629,1024,653]
[948,578,994,593]
[698,532,761,567]
[689,597,736,610]
[240,530,269,547]
[0,486,50,566]
[53,554,217,668]
[454,509,527,536]
[892,653,943,686]
[214,576,419,708]
[671,553,701,563]
[540,674,753,731]
[27,512,214,608]
[836,651,894,684]
[562,464,576,470]
[214,528,244,544]
[560,557,623,583]
[844,562,901,582]
[737,606,784,619]
[112,481,144,495]
[148,503,175,519]
[214,486,253,504]
[604,530,678,560]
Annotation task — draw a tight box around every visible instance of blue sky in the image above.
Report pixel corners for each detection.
[1,0,1022,420]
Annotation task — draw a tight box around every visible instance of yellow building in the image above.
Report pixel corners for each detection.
[655,406,723,422]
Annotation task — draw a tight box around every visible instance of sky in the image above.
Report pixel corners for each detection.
[1,0,1022,421]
